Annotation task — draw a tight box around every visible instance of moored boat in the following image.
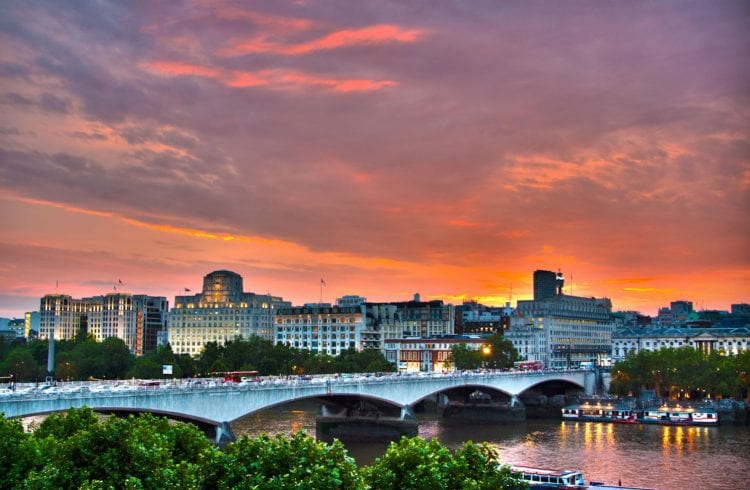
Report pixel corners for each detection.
[562,400,718,426]
[510,465,585,487]
[509,465,653,489]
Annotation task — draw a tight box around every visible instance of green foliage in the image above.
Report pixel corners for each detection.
[0,416,38,489]
[2,411,527,490]
[610,347,750,400]
[0,347,42,382]
[362,437,525,490]
[191,337,394,377]
[19,408,216,489]
[129,345,186,379]
[447,343,480,370]
[484,333,520,370]
[447,335,519,371]
[0,333,395,382]
[212,431,364,489]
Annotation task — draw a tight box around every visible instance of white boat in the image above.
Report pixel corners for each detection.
[509,465,654,489]
[510,465,585,487]
[562,401,719,426]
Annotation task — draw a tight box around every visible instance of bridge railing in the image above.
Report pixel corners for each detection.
[0,369,587,402]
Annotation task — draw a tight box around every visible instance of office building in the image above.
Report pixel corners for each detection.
[39,293,168,355]
[506,270,614,368]
[168,270,290,356]
[274,304,365,355]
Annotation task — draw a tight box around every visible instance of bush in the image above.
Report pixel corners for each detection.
[362,437,525,490]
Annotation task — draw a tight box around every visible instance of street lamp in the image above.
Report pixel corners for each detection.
[482,345,491,371]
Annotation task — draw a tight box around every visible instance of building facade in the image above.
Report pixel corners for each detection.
[365,296,455,351]
[384,336,486,372]
[611,326,750,362]
[24,311,40,338]
[274,304,365,355]
[455,300,512,335]
[39,293,167,354]
[39,295,86,342]
[506,270,614,369]
[168,270,290,356]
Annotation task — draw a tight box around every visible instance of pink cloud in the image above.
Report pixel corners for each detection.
[219,24,426,57]
[141,60,396,93]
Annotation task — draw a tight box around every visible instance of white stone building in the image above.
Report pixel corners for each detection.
[168,270,290,356]
[611,326,750,362]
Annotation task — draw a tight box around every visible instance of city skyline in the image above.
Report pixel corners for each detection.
[1,1,749,318]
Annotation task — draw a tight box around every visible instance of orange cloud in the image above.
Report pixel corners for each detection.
[219,24,425,57]
[141,60,396,93]
[448,219,481,228]
[225,70,271,88]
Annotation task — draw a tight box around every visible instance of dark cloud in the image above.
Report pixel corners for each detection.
[38,92,71,113]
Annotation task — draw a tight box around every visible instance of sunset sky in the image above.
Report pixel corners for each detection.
[1,0,748,319]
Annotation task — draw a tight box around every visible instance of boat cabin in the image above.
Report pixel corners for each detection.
[511,465,586,487]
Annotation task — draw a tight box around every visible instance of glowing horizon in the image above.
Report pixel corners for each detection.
[0,1,748,318]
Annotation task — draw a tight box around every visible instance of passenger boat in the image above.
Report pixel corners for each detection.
[509,465,654,489]
[510,465,585,487]
[562,401,718,426]
[639,404,718,426]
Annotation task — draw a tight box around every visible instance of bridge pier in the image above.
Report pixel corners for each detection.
[437,390,525,423]
[215,421,236,447]
[316,403,418,443]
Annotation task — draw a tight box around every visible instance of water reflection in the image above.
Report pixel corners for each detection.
[232,403,750,490]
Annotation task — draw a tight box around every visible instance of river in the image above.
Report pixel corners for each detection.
[232,401,750,490]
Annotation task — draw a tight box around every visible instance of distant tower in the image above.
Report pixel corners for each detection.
[556,270,565,296]
[533,270,558,301]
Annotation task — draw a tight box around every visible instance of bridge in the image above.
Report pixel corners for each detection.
[1,370,594,443]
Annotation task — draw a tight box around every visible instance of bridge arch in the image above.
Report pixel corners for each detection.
[410,383,515,407]
[15,406,236,446]
[230,392,407,421]
[517,377,585,397]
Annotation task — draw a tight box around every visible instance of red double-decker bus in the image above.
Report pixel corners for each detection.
[514,360,544,371]
[219,371,260,383]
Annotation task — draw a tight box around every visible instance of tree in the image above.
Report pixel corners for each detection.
[447,344,480,370]
[0,347,41,382]
[484,333,520,369]
[362,437,525,490]
[0,415,37,489]
[22,408,215,489]
[210,431,364,489]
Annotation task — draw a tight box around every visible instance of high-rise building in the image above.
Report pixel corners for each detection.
[731,304,750,316]
[507,270,614,368]
[24,311,40,337]
[39,293,168,354]
[168,270,290,356]
[670,301,694,322]
[39,295,87,341]
[533,269,564,301]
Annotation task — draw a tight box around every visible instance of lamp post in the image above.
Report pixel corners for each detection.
[482,345,491,371]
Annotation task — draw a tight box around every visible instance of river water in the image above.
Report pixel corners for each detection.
[232,401,750,490]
